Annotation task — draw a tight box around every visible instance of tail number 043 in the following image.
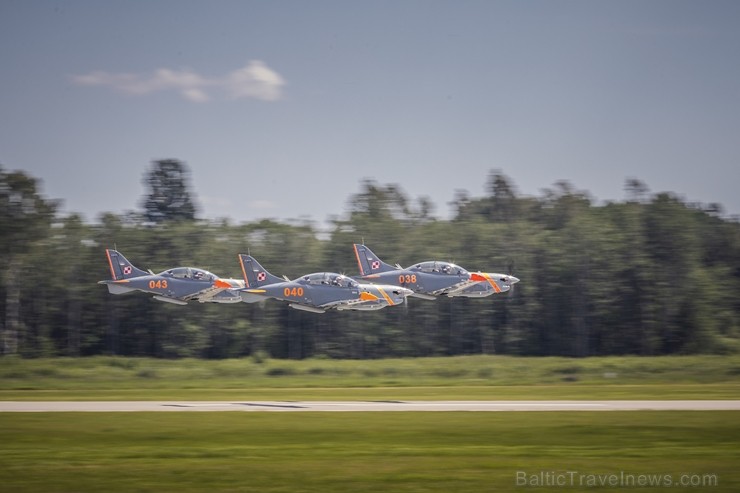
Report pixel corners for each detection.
[149,280,168,289]
[284,287,304,297]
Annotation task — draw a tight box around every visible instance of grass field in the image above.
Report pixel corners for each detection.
[2,354,740,401]
[1,411,738,492]
[3,356,738,491]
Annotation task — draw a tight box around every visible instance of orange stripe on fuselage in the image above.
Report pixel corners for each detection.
[353,244,366,276]
[105,249,117,280]
[376,286,395,306]
[238,255,250,288]
[213,279,232,289]
[359,291,379,302]
[483,273,502,293]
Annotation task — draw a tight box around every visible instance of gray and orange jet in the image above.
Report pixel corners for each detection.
[238,254,412,313]
[353,243,519,300]
[99,249,244,305]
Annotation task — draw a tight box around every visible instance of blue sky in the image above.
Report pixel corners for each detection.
[2,0,739,225]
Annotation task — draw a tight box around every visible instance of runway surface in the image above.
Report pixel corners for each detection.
[1,400,739,412]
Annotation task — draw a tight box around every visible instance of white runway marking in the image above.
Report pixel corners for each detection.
[1,400,739,412]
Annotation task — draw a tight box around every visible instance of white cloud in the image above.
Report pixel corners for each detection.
[71,61,285,103]
[226,61,284,101]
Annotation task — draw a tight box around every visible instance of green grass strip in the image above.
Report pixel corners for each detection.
[2,355,740,400]
[1,412,739,492]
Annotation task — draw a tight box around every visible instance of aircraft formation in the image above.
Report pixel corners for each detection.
[99,244,519,314]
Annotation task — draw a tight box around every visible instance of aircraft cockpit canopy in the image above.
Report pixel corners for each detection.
[161,267,216,282]
[299,272,359,288]
[410,261,468,276]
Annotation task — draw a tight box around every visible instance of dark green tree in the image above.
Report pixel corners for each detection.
[0,167,57,354]
[141,159,198,223]
[4,164,740,359]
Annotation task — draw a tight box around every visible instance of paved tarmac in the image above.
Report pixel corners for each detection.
[1,400,739,412]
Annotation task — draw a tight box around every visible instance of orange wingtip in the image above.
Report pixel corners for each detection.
[359,292,379,302]
[470,273,487,282]
[213,279,232,289]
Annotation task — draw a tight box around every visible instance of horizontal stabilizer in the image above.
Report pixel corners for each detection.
[240,292,267,303]
[103,283,135,295]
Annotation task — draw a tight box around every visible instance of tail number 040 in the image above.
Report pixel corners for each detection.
[284,287,305,297]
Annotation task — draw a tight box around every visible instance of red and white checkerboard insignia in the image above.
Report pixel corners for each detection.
[371,260,380,270]
[257,272,267,282]
[122,266,132,275]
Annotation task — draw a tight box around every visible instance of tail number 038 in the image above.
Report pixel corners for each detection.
[399,274,417,284]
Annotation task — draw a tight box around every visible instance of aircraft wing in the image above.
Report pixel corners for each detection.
[430,277,485,296]
[183,279,243,303]
[318,291,380,310]
[443,272,517,297]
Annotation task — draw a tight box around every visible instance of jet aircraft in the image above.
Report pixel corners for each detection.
[352,243,519,299]
[238,254,412,313]
[99,249,244,305]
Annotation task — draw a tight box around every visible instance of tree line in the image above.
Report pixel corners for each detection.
[1,160,739,358]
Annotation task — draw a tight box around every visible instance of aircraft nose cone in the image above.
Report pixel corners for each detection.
[509,276,520,284]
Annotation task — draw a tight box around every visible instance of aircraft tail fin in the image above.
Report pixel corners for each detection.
[105,249,149,280]
[353,243,397,276]
[238,254,283,288]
